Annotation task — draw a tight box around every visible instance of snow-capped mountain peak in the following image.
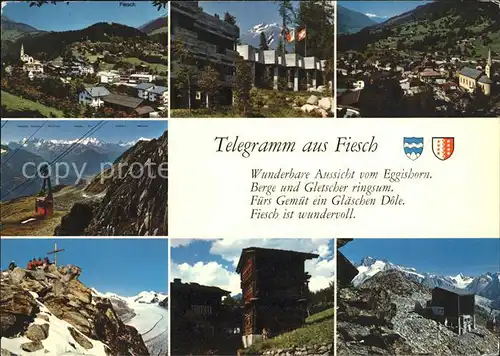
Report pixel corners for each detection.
[250,22,279,35]
[119,137,152,147]
[352,256,500,304]
[91,288,167,305]
[241,22,281,48]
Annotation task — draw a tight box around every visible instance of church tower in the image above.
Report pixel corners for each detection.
[486,47,492,79]
[20,43,24,59]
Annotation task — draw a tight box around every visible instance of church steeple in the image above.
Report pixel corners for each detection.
[486,47,492,79]
[20,43,24,59]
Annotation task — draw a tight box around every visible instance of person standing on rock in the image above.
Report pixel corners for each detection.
[8,261,16,271]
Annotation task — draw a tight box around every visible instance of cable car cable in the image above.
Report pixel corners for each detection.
[1,121,106,200]
[1,121,48,168]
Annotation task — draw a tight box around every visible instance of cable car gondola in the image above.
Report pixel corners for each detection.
[35,164,53,217]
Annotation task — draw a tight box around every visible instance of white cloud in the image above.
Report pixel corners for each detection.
[170,239,194,248]
[1,2,10,14]
[365,13,388,19]
[172,239,334,294]
[171,261,241,295]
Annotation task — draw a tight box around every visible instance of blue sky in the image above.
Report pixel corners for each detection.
[1,239,168,296]
[2,1,166,31]
[0,120,167,144]
[341,238,500,277]
[171,239,334,295]
[339,1,430,21]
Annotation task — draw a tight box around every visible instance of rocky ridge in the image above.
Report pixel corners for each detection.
[337,270,500,355]
[0,264,149,355]
[54,130,168,236]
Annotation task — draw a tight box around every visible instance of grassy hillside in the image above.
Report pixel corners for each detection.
[244,308,334,354]
[122,56,168,72]
[338,5,376,34]
[338,1,500,57]
[1,91,65,118]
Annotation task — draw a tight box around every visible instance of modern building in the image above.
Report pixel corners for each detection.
[236,247,319,347]
[171,1,240,108]
[171,1,331,109]
[458,49,493,95]
[98,71,121,84]
[236,45,329,92]
[129,73,156,84]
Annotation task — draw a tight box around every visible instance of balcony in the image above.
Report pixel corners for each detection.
[175,27,198,41]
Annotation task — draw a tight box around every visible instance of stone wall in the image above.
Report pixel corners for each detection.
[261,343,333,356]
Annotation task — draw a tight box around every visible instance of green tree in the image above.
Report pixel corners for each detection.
[224,11,237,25]
[234,59,253,116]
[259,32,269,51]
[198,65,220,110]
[275,0,295,55]
[295,0,335,58]
[222,295,239,307]
[173,39,198,109]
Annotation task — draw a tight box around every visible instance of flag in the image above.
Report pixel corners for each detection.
[297,28,307,41]
[286,28,295,43]
[267,32,275,46]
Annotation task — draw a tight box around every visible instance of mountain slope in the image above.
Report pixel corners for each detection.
[338,0,500,55]
[2,22,148,61]
[55,130,168,236]
[352,256,500,305]
[1,15,38,33]
[338,270,499,355]
[92,289,169,356]
[1,144,49,201]
[138,16,168,35]
[1,15,40,41]
[337,5,377,34]
[1,264,149,355]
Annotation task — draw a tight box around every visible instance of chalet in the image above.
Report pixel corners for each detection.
[136,83,168,104]
[419,68,442,83]
[170,278,241,355]
[102,94,144,113]
[337,250,359,287]
[171,278,230,319]
[236,247,319,347]
[79,87,110,107]
[427,287,476,335]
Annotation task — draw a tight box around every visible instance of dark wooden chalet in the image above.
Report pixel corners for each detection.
[235,247,319,347]
[430,287,476,335]
[337,250,359,287]
[170,278,241,355]
[170,278,230,320]
[431,287,475,318]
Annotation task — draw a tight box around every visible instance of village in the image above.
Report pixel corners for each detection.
[337,46,499,117]
[2,43,168,118]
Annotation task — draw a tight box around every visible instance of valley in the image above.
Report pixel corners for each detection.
[0,120,168,237]
[1,1,168,118]
[337,0,500,117]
